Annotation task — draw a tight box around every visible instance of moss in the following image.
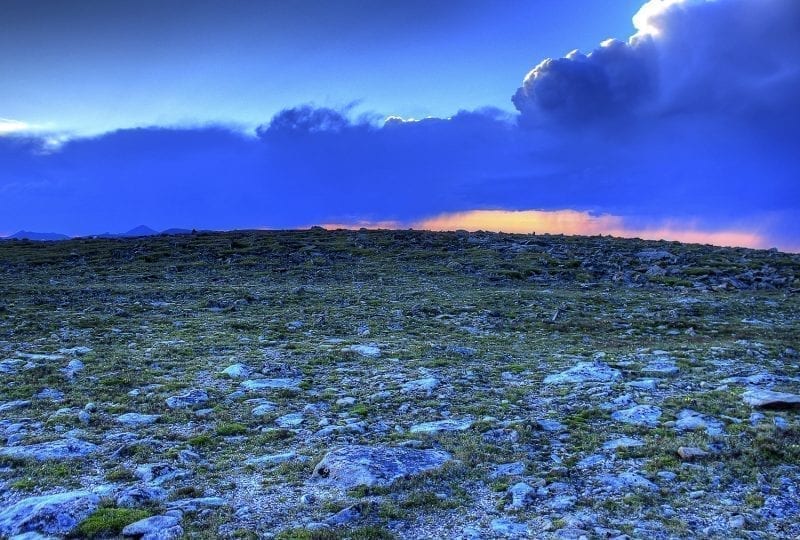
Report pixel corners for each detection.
[72,508,152,537]
[216,422,248,436]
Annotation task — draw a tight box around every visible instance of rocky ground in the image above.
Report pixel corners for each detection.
[0,229,799,540]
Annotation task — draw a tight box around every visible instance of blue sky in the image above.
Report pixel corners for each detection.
[2,0,643,135]
[1,0,798,250]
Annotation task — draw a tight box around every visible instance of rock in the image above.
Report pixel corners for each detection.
[543,362,621,384]
[603,437,644,451]
[62,360,84,378]
[240,378,301,391]
[577,454,605,469]
[674,409,724,436]
[597,472,658,492]
[627,379,658,390]
[311,445,452,489]
[221,363,250,379]
[165,389,209,409]
[245,452,298,467]
[0,491,99,536]
[58,347,92,356]
[335,397,356,406]
[409,418,473,434]
[678,446,709,460]
[325,503,366,526]
[490,518,529,537]
[116,485,168,507]
[482,428,519,444]
[117,413,161,426]
[446,345,477,356]
[642,359,679,375]
[122,515,182,539]
[35,389,63,401]
[166,497,228,512]
[537,419,565,432]
[488,461,526,479]
[0,438,97,461]
[611,405,662,427]
[741,389,800,409]
[401,377,439,395]
[347,344,381,358]
[135,463,190,485]
[506,482,535,510]
[251,403,277,416]
[637,249,674,262]
[275,412,304,428]
[77,411,91,425]
[0,400,31,413]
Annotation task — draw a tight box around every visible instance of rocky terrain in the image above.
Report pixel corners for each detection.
[0,229,798,539]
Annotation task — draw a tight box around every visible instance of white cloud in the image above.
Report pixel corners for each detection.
[0,118,30,135]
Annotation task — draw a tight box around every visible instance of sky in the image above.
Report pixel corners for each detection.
[1,0,798,250]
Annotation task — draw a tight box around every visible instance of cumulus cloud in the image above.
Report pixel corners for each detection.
[513,0,800,125]
[0,118,30,135]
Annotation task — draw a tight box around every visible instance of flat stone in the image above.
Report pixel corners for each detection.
[245,452,299,467]
[597,472,658,492]
[122,515,181,539]
[275,412,304,428]
[58,347,92,356]
[506,482,535,510]
[642,359,679,375]
[311,444,452,489]
[536,419,565,432]
[543,361,621,384]
[165,389,209,409]
[0,490,99,536]
[116,485,168,508]
[116,413,161,426]
[0,400,31,413]
[677,446,709,460]
[166,497,228,511]
[221,363,250,379]
[409,418,473,434]
[611,405,662,427]
[490,518,529,537]
[401,377,439,395]
[240,378,301,391]
[674,409,724,436]
[135,463,190,485]
[347,345,381,358]
[741,389,800,409]
[488,461,526,479]
[603,437,645,451]
[577,454,606,469]
[0,438,97,461]
[627,379,658,391]
[251,402,277,416]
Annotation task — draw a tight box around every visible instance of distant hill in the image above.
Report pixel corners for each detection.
[160,228,194,235]
[120,225,159,237]
[4,231,70,241]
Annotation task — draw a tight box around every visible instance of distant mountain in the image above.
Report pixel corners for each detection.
[5,231,70,241]
[120,225,159,237]
[161,228,194,235]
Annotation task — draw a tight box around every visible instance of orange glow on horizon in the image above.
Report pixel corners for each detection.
[322,209,772,250]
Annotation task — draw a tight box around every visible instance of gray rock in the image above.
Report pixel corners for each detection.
[0,490,99,536]
[58,347,92,356]
[0,400,31,413]
[122,515,182,539]
[490,518,529,537]
[537,419,565,432]
[627,379,658,390]
[35,389,63,401]
[165,389,209,409]
[577,454,606,469]
[401,377,439,395]
[506,482,535,510]
[489,461,526,479]
[636,249,674,262]
[166,497,228,512]
[117,413,161,426]
[221,363,250,379]
[597,472,658,492]
[0,438,97,461]
[275,412,304,428]
[347,344,381,358]
[325,503,366,526]
[240,378,301,391]
[642,359,679,375]
[135,463,190,485]
[741,389,800,409]
[603,437,644,451]
[116,485,168,508]
[245,452,298,467]
[251,402,277,416]
[544,362,621,384]
[311,445,452,489]
[674,409,724,436]
[409,418,473,434]
[611,405,662,427]
[62,360,84,378]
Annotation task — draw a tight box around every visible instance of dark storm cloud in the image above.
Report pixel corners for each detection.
[513,0,800,125]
